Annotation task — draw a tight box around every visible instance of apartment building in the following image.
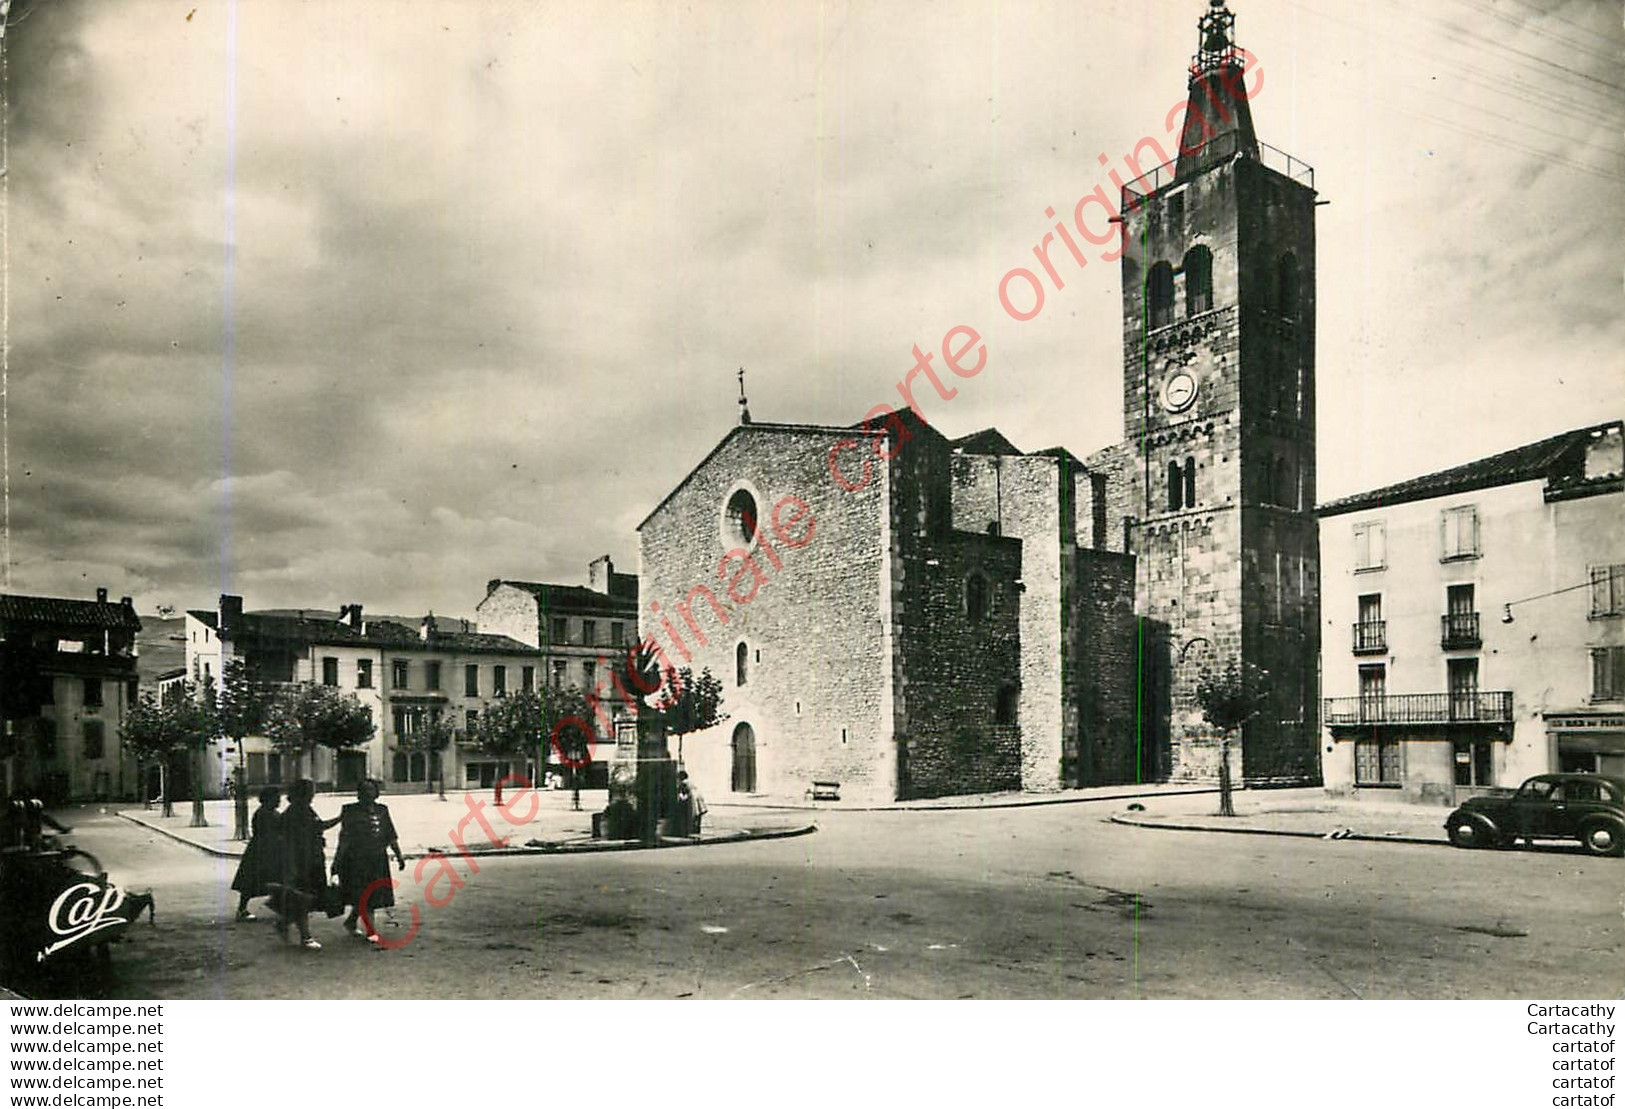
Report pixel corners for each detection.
[1319,421,1624,804]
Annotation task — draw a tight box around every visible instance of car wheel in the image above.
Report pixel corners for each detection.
[1447,817,1493,849]
[1580,821,1625,858]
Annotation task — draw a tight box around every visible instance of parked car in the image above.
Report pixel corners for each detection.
[1445,773,1625,857]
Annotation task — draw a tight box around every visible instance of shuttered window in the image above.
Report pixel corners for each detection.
[1589,565,1624,617]
[1440,506,1480,561]
[1354,521,1385,571]
[1593,647,1625,702]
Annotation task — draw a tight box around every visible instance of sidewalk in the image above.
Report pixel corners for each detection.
[712,780,1222,812]
[117,788,814,859]
[1109,786,1452,846]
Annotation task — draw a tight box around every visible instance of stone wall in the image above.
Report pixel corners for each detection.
[1069,547,1141,785]
[638,424,895,804]
[474,585,541,647]
[895,530,1024,799]
[946,451,1069,790]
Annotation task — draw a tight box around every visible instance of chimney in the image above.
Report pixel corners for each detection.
[343,604,363,630]
[421,613,437,642]
[96,587,108,604]
[219,594,244,636]
[588,555,614,594]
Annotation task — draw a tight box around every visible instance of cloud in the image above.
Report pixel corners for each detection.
[3,0,1621,617]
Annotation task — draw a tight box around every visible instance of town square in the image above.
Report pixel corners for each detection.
[0,0,1620,1017]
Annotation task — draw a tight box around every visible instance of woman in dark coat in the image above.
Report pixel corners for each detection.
[333,779,404,945]
[276,778,329,951]
[230,786,283,921]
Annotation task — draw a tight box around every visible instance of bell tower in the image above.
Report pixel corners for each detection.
[1119,0,1320,783]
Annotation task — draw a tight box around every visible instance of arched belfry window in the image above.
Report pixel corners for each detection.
[1183,455,1197,507]
[1272,352,1294,416]
[966,573,990,622]
[1271,456,1295,509]
[1277,253,1300,319]
[735,641,748,687]
[1168,460,1184,512]
[995,685,1019,726]
[1148,262,1175,329]
[1183,245,1213,316]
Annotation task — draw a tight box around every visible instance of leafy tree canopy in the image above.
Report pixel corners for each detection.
[264,682,374,755]
[1195,659,1272,737]
[122,684,210,763]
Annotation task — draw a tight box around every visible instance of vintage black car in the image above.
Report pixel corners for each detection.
[1,800,154,993]
[1445,773,1625,857]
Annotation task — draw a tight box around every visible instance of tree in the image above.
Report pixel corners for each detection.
[212,658,268,838]
[403,710,459,800]
[659,667,726,761]
[1195,659,1271,817]
[545,685,595,810]
[264,682,374,781]
[476,690,544,805]
[122,686,209,819]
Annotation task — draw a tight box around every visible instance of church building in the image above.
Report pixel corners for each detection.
[637,1,1322,802]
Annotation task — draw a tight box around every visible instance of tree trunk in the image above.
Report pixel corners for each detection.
[189,744,209,827]
[232,758,250,841]
[159,761,173,819]
[1218,736,1236,817]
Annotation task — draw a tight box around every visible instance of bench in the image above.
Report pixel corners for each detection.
[806,781,841,802]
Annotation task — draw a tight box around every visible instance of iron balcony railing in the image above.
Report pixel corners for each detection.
[1352,620,1387,654]
[1122,133,1315,204]
[1441,612,1481,649]
[1323,691,1513,727]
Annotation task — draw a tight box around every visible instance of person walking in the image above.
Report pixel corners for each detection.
[333,779,405,946]
[230,786,283,921]
[275,779,328,951]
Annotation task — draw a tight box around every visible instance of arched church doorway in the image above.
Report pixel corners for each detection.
[731,722,757,793]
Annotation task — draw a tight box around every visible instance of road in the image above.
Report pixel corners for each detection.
[20,799,1623,999]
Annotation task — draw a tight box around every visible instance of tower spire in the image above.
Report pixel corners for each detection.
[1175,0,1259,181]
[1195,0,1237,73]
[736,366,752,425]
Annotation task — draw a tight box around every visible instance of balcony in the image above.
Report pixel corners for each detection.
[1351,620,1387,655]
[1122,133,1315,204]
[1440,612,1481,649]
[1323,691,1513,727]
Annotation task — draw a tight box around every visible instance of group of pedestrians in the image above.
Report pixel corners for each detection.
[230,778,406,951]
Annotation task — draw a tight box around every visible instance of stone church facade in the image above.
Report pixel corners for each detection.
[637,416,1140,804]
[638,2,1322,802]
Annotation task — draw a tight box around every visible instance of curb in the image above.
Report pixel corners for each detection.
[120,811,241,858]
[709,785,1223,813]
[1108,812,1449,848]
[118,810,817,860]
[516,823,818,855]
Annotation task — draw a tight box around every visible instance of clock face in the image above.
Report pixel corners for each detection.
[1161,371,1198,413]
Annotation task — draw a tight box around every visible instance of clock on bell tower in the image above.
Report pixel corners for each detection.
[1118,0,1321,785]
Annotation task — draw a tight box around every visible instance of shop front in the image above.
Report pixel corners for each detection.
[1545,711,1625,778]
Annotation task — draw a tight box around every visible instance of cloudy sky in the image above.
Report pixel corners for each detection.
[3,0,1620,617]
